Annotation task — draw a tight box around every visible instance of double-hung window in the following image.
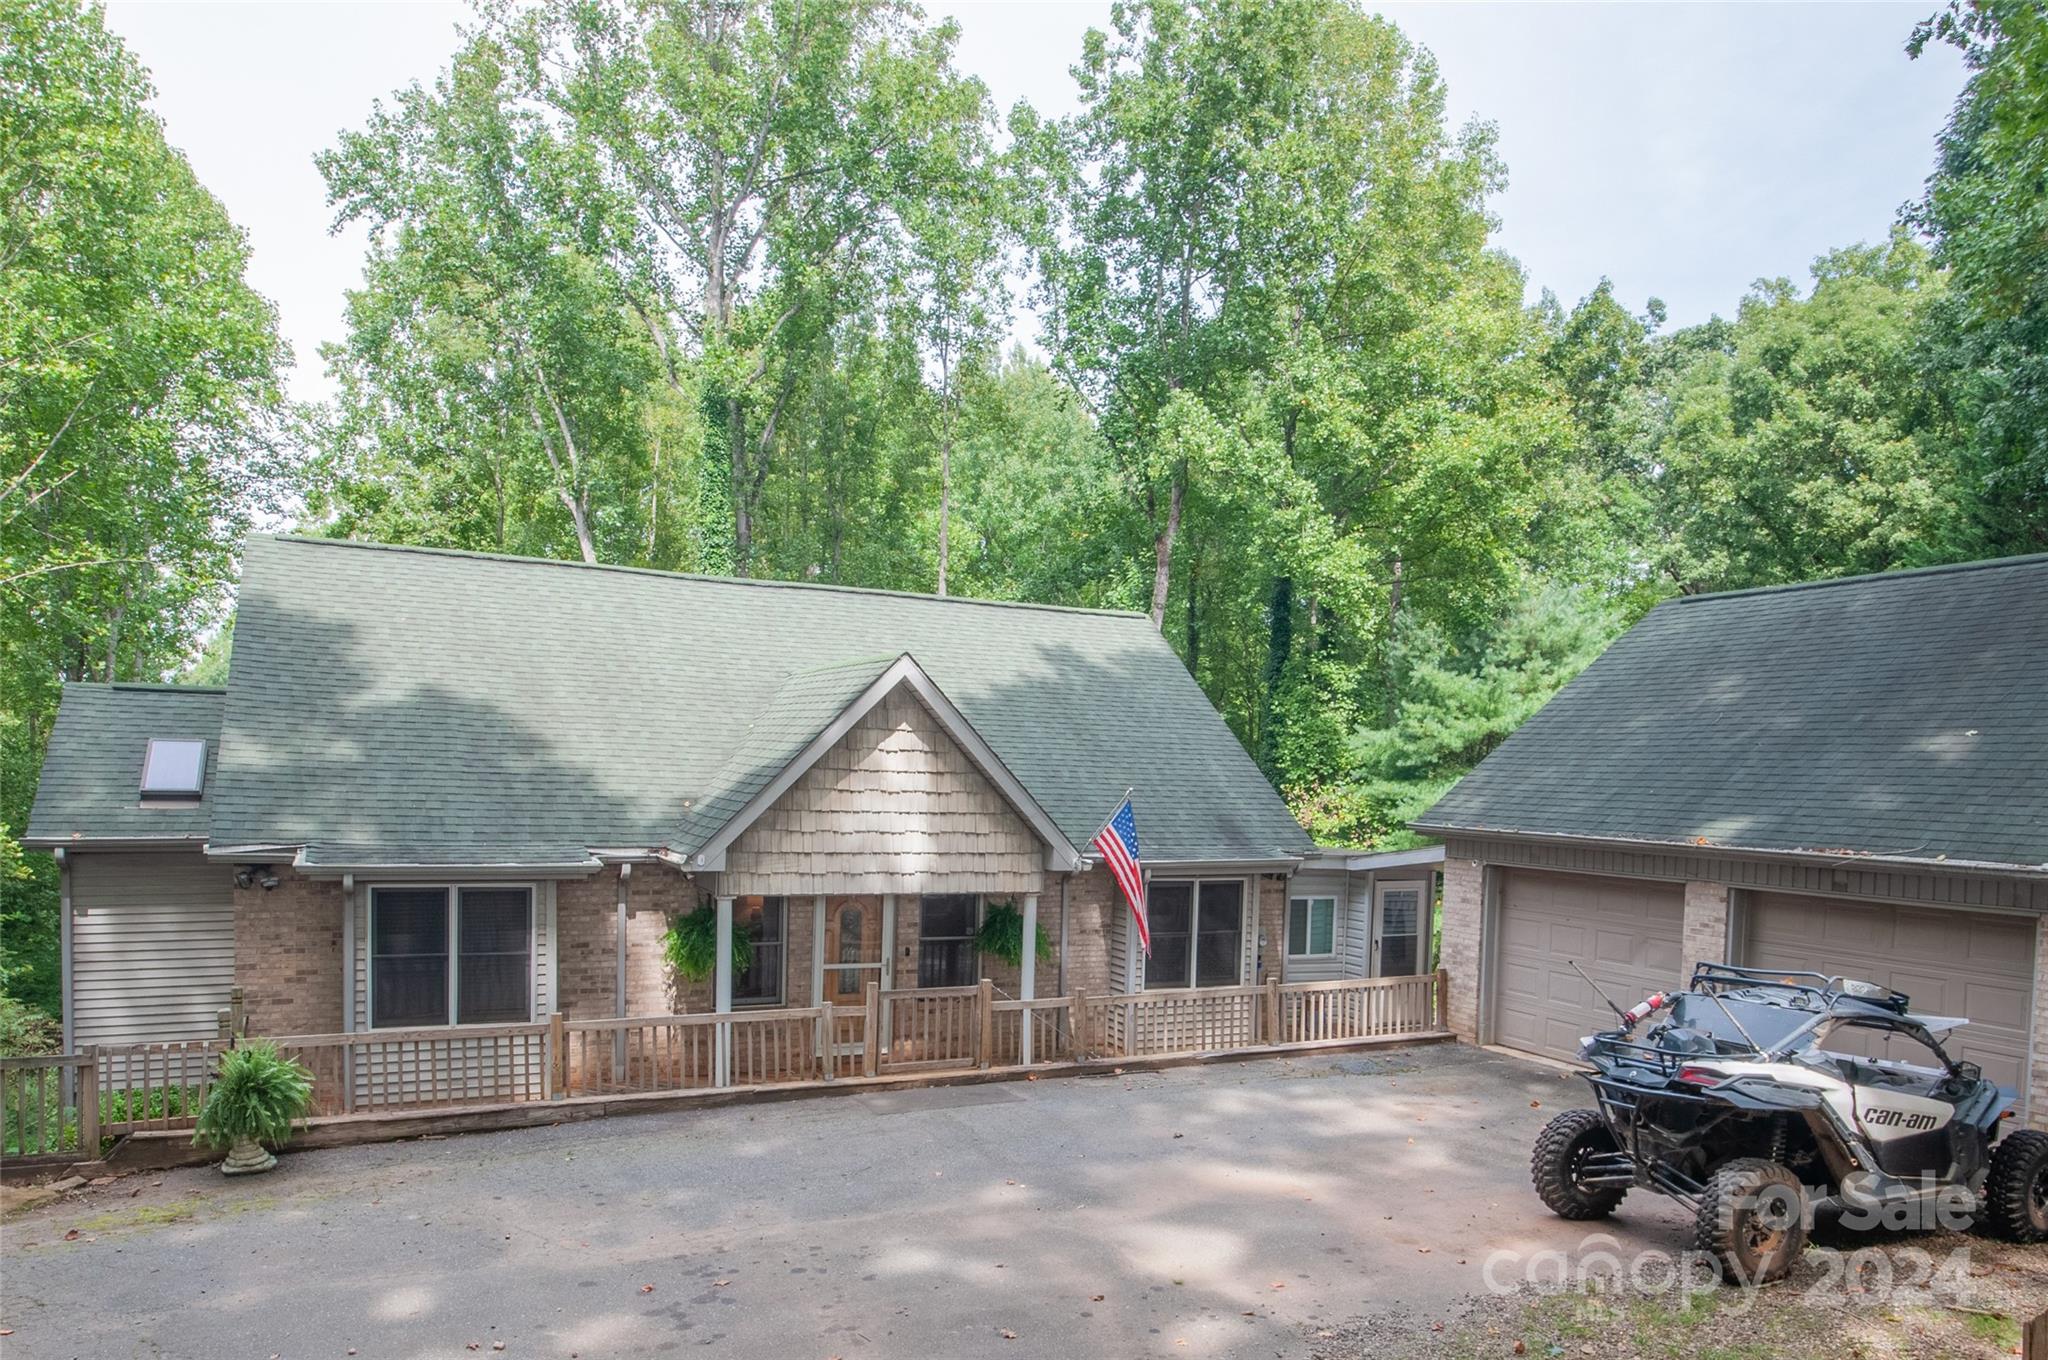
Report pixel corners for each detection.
[918,895,979,988]
[371,885,533,1028]
[1288,897,1336,957]
[1143,880,1245,989]
[733,896,786,1006]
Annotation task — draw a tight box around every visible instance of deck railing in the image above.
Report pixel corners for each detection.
[16,972,1449,1156]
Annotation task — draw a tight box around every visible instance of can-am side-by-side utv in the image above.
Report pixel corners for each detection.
[1530,963,2048,1283]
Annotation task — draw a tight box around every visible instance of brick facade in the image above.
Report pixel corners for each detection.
[233,870,345,1036]
[1440,855,1485,1042]
[2032,917,2048,1131]
[1681,880,1731,973]
[555,863,698,1019]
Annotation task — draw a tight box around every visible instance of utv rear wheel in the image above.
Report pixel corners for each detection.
[1694,1159,1807,1285]
[1982,1129,2048,1244]
[1531,1108,1626,1220]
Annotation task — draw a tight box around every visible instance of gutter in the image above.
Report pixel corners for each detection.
[1412,824,2048,882]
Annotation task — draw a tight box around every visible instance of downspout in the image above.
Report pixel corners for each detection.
[341,873,355,1033]
[615,862,633,1019]
[615,862,633,1072]
[55,848,73,1056]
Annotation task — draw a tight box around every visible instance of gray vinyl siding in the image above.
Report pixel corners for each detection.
[1342,874,1373,979]
[69,852,235,1046]
[1285,868,1349,982]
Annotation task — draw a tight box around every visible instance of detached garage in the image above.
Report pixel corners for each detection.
[1414,553,2048,1125]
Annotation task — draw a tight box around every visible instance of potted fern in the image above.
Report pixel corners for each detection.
[976,901,1053,969]
[662,904,754,983]
[193,1040,313,1176]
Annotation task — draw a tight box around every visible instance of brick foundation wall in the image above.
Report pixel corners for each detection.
[555,864,698,1019]
[1441,856,1484,1042]
[1681,881,1731,973]
[233,869,345,1036]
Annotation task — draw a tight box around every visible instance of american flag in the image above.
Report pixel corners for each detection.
[1092,796,1149,956]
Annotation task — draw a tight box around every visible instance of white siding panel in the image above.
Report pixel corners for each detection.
[1285,869,1349,982]
[70,852,235,1046]
[1343,872,1373,979]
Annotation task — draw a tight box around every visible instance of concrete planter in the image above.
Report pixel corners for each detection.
[220,1136,277,1176]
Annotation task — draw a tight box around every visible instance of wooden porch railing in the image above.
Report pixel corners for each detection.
[2,1053,97,1156]
[20,973,1451,1155]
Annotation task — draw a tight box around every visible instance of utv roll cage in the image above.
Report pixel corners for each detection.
[1571,963,1936,1206]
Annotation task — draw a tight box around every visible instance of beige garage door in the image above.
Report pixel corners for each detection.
[1494,869,1686,1062]
[1743,893,2036,1096]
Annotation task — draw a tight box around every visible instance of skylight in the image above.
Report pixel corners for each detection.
[141,738,206,798]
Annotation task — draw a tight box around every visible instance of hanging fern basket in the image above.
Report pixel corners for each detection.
[663,904,755,983]
[975,901,1053,969]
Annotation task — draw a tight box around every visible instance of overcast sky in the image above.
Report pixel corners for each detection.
[101,1,1968,405]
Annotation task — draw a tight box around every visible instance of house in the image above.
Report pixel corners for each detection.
[1284,846,1442,983]
[1414,554,2048,1123]
[25,535,1428,1067]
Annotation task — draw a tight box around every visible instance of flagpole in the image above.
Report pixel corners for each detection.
[1089,787,1137,845]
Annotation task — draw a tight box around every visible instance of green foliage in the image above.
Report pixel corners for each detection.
[0,991,61,1056]
[661,905,755,984]
[192,1041,314,1151]
[1910,0,2048,554]
[975,901,1053,968]
[0,0,292,1017]
[1315,584,1626,848]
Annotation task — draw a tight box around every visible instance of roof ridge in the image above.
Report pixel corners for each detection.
[1661,551,2048,607]
[260,533,1152,621]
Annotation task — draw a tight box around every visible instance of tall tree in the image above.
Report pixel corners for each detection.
[1909,0,2048,553]
[0,0,289,1008]
[492,0,997,576]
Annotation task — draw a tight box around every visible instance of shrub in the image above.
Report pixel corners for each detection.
[192,1041,312,1151]
[661,905,753,983]
[0,991,60,1058]
[975,902,1052,969]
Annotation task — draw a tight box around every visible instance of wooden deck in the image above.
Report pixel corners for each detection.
[3,971,1448,1178]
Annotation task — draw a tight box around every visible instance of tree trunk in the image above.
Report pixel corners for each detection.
[1148,469,1185,630]
[1260,575,1293,772]
[1184,545,1200,676]
[729,397,752,576]
[1385,555,1404,721]
[937,422,952,597]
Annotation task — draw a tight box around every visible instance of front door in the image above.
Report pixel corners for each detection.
[1373,881,1424,977]
[822,895,883,1007]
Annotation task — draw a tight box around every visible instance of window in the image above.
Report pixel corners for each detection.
[370,886,533,1028]
[733,897,786,1005]
[1144,880,1245,989]
[140,738,206,798]
[919,894,979,988]
[1288,897,1336,957]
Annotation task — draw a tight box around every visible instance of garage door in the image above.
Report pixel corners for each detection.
[1743,894,2036,1096]
[1494,870,1685,1062]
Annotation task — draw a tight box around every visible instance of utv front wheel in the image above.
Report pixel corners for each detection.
[1531,1108,1627,1219]
[1981,1129,2048,1244]
[1694,1159,1807,1285]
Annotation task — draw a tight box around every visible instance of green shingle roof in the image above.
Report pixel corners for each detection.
[26,684,224,846]
[191,536,1308,866]
[1413,554,2048,873]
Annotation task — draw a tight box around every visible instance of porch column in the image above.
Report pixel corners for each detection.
[1020,892,1039,1065]
[811,895,827,1009]
[714,894,734,1086]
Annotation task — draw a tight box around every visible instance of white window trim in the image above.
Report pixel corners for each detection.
[1287,896,1338,958]
[367,882,537,1029]
[1143,877,1251,990]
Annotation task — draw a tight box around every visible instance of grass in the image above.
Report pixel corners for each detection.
[1958,1310,2021,1350]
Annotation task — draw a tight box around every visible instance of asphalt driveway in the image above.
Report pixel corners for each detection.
[0,1044,1818,1358]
